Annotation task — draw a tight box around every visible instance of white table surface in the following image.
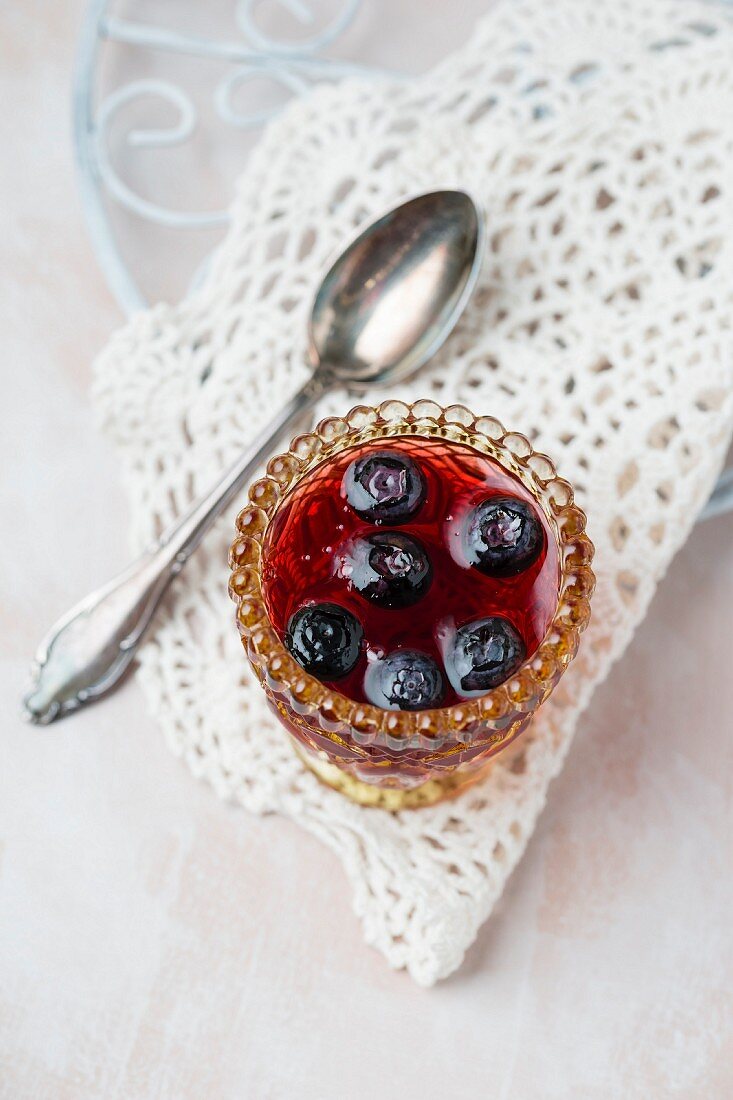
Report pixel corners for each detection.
[3,3,733,1097]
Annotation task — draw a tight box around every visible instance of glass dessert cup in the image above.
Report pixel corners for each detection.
[228,400,594,810]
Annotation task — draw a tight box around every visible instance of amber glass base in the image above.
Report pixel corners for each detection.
[291,739,497,811]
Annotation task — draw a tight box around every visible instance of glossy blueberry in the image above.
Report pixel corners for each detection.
[462,496,544,577]
[336,531,432,609]
[365,649,445,711]
[285,602,363,681]
[444,616,525,696]
[342,450,426,523]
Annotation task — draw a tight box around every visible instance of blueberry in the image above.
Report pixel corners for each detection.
[444,616,525,695]
[462,496,544,577]
[342,450,426,523]
[336,532,432,609]
[285,603,363,681]
[365,650,445,711]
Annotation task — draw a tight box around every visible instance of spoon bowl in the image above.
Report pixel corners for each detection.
[309,190,483,388]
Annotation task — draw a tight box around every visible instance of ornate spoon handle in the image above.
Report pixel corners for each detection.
[23,375,325,724]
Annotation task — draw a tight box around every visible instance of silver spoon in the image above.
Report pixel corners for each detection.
[23,189,484,724]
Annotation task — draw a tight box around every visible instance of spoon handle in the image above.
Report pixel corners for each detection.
[23,374,326,725]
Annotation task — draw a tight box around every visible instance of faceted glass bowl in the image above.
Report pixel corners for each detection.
[228,400,594,810]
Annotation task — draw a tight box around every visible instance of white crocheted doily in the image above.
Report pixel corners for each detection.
[94,0,733,984]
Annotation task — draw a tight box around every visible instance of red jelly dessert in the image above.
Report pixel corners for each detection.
[260,437,560,711]
[230,402,594,808]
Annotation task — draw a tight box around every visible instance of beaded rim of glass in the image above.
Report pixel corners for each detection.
[228,399,595,750]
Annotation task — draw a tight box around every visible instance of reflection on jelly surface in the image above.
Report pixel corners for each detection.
[261,436,560,708]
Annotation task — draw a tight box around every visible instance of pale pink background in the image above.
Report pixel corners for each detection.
[2,3,732,1097]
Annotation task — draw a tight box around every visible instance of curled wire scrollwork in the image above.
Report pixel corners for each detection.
[74,0,383,311]
[94,79,229,230]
